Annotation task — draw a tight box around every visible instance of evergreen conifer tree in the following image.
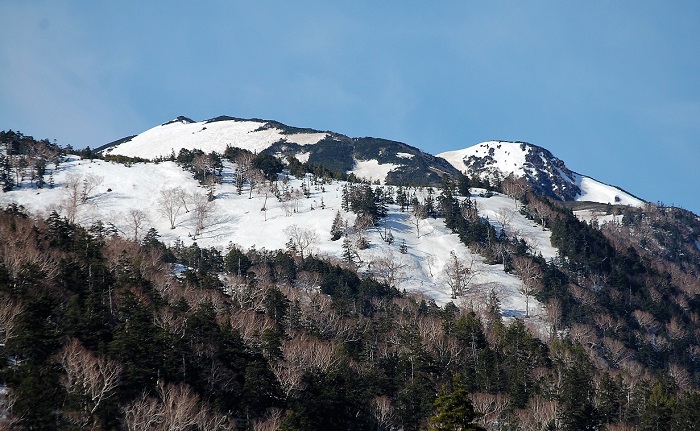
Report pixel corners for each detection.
[330,210,344,241]
[428,374,484,431]
[640,382,675,431]
[342,235,355,264]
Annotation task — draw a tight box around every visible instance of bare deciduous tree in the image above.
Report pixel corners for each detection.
[668,363,692,392]
[470,392,511,430]
[443,251,478,299]
[157,187,185,229]
[80,173,103,202]
[128,208,149,242]
[58,338,122,427]
[158,381,203,431]
[569,323,597,346]
[495,206,514,237]
[252,408,284,431]
[666,316,687,342]
[270,362,305,397]
[123,392,162,431]
[350,213,374,250]
[0,386,17,430]
[256,176,274,221]
[281,333,340,373]
[501,173,529,204]
[234,152,254,195]
[372,396,395,431]
[512,255,543,317]
[122,381,234,431]
[154,309,188,339]
[594,313,625,336]
[569,283,596,307]
[191,191,215,236]
[230,309,275,345]
[515,395,557,431]
[411,203,427,238]
[284,224,318,261]
[424,252,436,277]
[603,337,633,367]
[0,296,24,347]
[546,298,562,334]
[62,174,83,223]
[529,395,557,428]
[632,309,659,333]
[529,199,553,230]
[369,249,408,288]
[270,333,341,398]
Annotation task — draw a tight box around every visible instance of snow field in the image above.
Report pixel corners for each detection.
[104,117,328,160]
[574,173,644,207]
[0,156,548,320]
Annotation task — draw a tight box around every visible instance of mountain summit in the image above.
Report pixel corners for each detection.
[99,115,461,185]
[439,141,644,207]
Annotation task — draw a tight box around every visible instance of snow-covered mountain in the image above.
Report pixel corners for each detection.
[101,118,646,207]
[99,116,461,186]
[98,116,330,159]
[6,117,700,430]
[439,141,644,207]
[0,117,660,322]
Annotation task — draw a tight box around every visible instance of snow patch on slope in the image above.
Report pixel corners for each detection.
[574,173,644,207]
[474,191,558,261]
[294,152,311,163]
[439,141,528,177]
[574,209,622,226]
[349,160,399,184]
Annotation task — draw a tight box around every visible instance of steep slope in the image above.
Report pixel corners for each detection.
[439,141,644,206]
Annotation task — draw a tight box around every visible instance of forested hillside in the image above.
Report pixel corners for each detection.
[2,132,700,430]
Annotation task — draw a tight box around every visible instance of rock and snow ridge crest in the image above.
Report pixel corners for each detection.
[438,141,645,207]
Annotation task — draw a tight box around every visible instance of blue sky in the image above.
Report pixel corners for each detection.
[2,1,699,213]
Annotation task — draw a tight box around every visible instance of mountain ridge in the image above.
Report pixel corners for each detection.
[100,116,647,207]
[98,115,463,186]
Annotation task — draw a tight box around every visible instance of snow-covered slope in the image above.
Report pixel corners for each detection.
[439,141,644,207]
[440,141,530,179]
[349,159,400,184]
[573,173,643,206]
[0,156,551,319]
[101,116,329,159]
